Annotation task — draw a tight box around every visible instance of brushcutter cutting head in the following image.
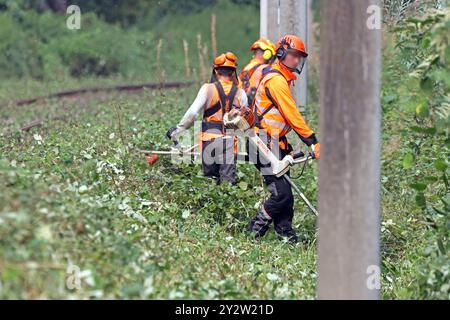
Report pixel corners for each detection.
[223,106,256,131]
[146,154,159,166]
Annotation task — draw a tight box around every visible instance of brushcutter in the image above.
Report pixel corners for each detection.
[140,106,318,215]
[224,107,319,215]
[138,143,200,166]
[140,142,317,215]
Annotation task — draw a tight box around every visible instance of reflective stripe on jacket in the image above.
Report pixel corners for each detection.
[253,61,317,149]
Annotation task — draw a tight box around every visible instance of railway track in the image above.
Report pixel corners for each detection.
[11,81,195,106]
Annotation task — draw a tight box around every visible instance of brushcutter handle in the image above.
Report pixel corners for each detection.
[291,151,305,160]
[166,127,180,147]
[291,151,315,165]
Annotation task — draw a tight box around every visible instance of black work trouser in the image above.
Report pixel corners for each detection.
[254,140,295,235]
[202,137,237,185]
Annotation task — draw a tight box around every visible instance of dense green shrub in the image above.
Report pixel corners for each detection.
[0,0,259,81]
[384,8,449,299]
[45,13,150,78]
[0,10,156,79]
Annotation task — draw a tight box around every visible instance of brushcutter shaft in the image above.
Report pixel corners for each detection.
[138,149,200,156]
[284,175,319,216]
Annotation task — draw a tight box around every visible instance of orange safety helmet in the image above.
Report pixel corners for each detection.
[214,51,238,69]
[276,34,308,74]
[275,34,308,59]
[250,38,276,61]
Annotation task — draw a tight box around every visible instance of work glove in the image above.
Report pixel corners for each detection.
[285,154,295,165]
[166,126,179,147]
[311,142,320,159]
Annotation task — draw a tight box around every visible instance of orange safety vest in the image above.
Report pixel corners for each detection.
[248,64,267,92]
[200,80,242,142]
[253,61,317,150]
[253,68,291,139]
[239,62,263,94]
[240,58,272,108]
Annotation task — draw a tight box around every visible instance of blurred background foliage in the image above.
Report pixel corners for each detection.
[0,0,260,81]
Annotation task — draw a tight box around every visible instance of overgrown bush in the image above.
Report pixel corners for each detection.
[0,10,154,79]
[0,0,259,82]
[384,8,449,299]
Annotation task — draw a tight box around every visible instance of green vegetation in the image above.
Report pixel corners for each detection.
[0,1,448,299]
[0,0,259,82]
[0,87,318,299]
[380,9,449,299]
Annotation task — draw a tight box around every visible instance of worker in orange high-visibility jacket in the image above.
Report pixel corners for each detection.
[247,35,321,243]
[239,38,276,106]
[167,52,248,185]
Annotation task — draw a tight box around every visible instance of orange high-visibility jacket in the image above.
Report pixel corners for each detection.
[253,61,317,149]
[200,79,246,141]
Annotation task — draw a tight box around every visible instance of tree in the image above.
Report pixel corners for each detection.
[318,0,382,299]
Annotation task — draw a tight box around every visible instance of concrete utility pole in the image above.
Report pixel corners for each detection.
[318,0,382,299]
[260,0,310,107]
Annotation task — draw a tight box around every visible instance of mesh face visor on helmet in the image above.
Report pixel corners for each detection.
[283,49,307,75]
[295,55,307,75]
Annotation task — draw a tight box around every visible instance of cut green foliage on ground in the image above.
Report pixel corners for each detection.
[0,87,318,299]
[0,0,448,300]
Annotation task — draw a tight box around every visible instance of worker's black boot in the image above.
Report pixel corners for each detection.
[274,220,298,243]
[276,228,298,244]
[246,210,272,239]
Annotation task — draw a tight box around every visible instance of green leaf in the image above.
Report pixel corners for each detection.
[238,181,248,191]
[410,183,427,191]
[382,95,397,105]
[443,174,449,189]
[437,239,446,256]
[434,159,448,172]
[415,192,427,208]
[403,153,414,169]
[420,76,433,92]
[415,103,429,118]
[424,176,439,183]
[410,126,437,135]
[422,36,431,50]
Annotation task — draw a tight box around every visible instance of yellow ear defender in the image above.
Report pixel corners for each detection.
[263,49,273,61]
[250,38,276,62]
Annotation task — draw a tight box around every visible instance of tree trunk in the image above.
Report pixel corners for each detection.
[318,0,382,299]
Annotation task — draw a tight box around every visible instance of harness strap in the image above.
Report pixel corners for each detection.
[203,101,221,118]
[249,63,263,76]
[261,67,288,81]
[202,82,238,134]
[214,81,238,115]
[240,63,263,81]
[255,68,288,128]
